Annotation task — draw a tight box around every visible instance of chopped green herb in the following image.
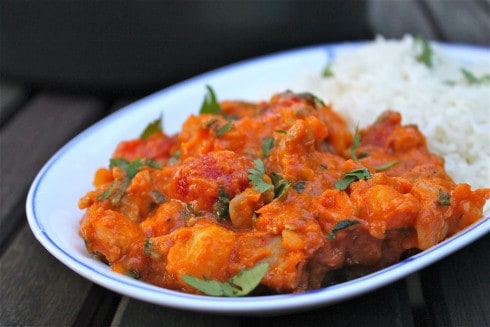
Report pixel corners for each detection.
[322,63,334,78]
[438,189,451,207]
[144,238,152,255]
[328,220,360,239]
[320,164,328,170]
[334,167,372,191]
[216,120,234,137]
[375,160,399,172]
[350,124,361,162]
[461,68,490,85]
[199,85,221,114]
[140,115,163,139]
[109,158,129,169]
[275,129,287,134]
[270,172,292,200]
[414,35,433,68]
[262,137,274,157]
[291,181,306,194]
[97,158,161,204]
[295,92,326,106]
[248,159,274,193]
[213,187,230,220]
[182,263,269,297]
[126,270,141,279]
[183,203,204,218]
[168,150,181,165]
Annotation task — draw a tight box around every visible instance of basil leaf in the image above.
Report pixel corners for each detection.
[248,159,274,193]
[140,115,163,139]
[182,263,269,297]
[328,220,360,239]
[109,158,129,169]
[295,92,326,106]
[200,85,221,114]
[262,137,274,157]
[335,167,372,190]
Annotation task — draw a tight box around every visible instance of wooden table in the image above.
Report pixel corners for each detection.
[1,1,489,326]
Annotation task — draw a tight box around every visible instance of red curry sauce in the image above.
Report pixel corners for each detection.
[79,91,489,295]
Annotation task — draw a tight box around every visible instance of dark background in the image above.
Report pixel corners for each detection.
[0,1,370,98]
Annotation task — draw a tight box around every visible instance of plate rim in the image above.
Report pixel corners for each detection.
[26,40,490,315]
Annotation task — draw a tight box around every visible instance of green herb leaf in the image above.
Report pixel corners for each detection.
[140,115,163,139]
[213,187,230,220]
[262,137,274,157]
[216,120,234,137]
[334,167,372,191]
[322,63,334,78]
[375,160,399,172]
[168,150,181,165]
[200,85,221,114]
[461,68,490,85]
[291,181,306,194]
[97,158,161,204]
[295,92,326,106]
[328,220,360,239]
[350,124,361,162]
[109,158,130,169]
[415,35,433,68]
[248,159,274,193]
[270,172,292,200]
[182,263,269,297]
[438,189,451,207]
[144,238,152,255]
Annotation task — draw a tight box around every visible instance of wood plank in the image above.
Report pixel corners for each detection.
[0,80,28,127]
[419,235,490,326]
[368,0,437,40]
[0,225,93,326]
[0,93,104,250]
[423,0,490,45]
[113,280,413,326]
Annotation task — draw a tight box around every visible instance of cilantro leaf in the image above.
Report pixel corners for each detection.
[216,120,234,137]
[375,160,399,172]
[295,91,326,106]
[97,158,161,205]
[140,115,163,139]
[262,137,274,157]
[322,63,334,78]
[438,189,451,207]
[334,167,372,190]
[328,220,360,239]
[270,172,292,200]
[350,124,361,162]
[200,85,221,114]
[213,187,230,220]
[291,181,306,194]
[414,35,433,68]
[461,68,490,85]
[248,159,274,193]
[182,263,269,297]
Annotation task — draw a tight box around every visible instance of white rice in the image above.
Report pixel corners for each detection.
[301,35,489,194]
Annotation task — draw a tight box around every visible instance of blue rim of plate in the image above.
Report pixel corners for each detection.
[26,41,490,315]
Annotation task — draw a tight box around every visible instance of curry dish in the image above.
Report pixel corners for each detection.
[79,90,489,295]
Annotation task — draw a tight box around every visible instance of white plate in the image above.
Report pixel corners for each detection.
[26,41,490,315]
